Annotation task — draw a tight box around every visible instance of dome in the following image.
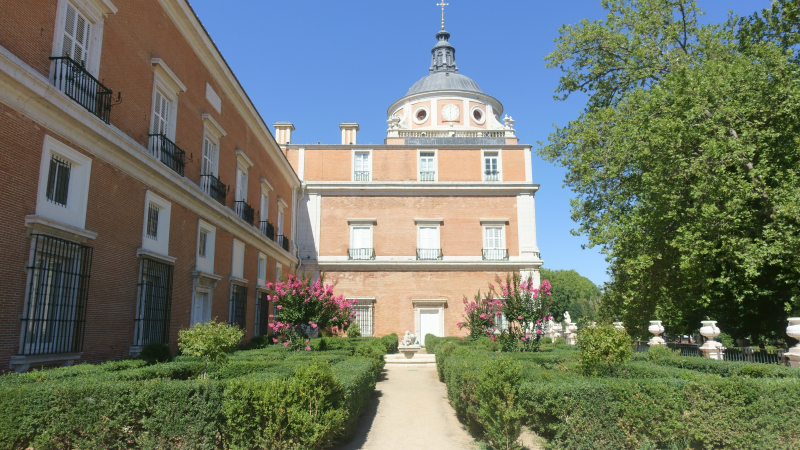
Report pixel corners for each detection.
[406,72,483,96]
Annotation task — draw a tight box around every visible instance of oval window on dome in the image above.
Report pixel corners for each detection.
[414,107,429,124]
[471,106,486,124]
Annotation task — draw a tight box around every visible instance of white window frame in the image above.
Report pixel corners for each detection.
[257,252,267,288]
[276,198,287,238]
[51,0,116,78]
[275,262,283,283]
[471,106,486,125]
[191,289,212,326]
[482,225,505,249]
[140,191,171,257]
[195,219,216,274]
[231,238,245,280]
[416,223,441,250]
[201,114,226,178]
[35,135,92,230]
[348,219,375,251]
[481,149,502,181]
[348,297,375,337]
[417,149,438,182]
[352,149,372,181]
[148,59,186,142]
[259,178,273,222]
[413,105,430,125]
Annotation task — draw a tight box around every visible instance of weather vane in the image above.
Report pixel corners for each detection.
[437,1,449,30]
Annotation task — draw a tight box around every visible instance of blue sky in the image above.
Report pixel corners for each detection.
[187,0,771,285]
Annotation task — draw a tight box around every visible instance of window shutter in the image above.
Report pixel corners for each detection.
[419,227,438,248]
[152,90,170,135]
[62,3,91,64]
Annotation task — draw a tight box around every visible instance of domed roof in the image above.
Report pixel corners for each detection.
[406,72,483,96]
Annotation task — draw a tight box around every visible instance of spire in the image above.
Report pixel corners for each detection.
[437,1,449,30]
[429,30,458,74]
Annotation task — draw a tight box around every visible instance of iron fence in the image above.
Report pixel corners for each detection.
[259,220,275,240]
[482,248,509,261]
[420,171,435,181]
[276,235,290,252]
[255,291,270,337]
[49,56,113,123]
[200,174,227,205]
[229,284,247,329]
[148,134,186,176]
[133,259,173,346]
[354,171,370,181]
[234,201,255,226]
[21,235,93,356]
[484,170,500,181]
[416,248,443,260]
[348,248,375,260]
[723,347,789,365]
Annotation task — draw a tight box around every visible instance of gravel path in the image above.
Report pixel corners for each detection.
[333,364,478,450]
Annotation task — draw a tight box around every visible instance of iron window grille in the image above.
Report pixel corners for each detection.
[348,248,375,260]
[21,235,93,356]
[353,301,374,337]
[419,171,436,181]
[416,248,443,260]
[146,203,159,239]
[354,171,370,181]
[49,56,115,123]
[46,155,71,206]
[200,174,228,205]
[133,259,173,346]
[234,201,255,226]
[198,231,207,258]
[259,221,275,240]
[277,235,290,252]
[255,291,270,337]
[229,284,247,329]
[148,134,186,176]
[482,248,509,261]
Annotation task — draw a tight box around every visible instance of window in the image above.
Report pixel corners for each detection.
[61,2,92,65]
[419,151,436,181]
[483,151,500,181]
[141,191,171,257]
[354,151,371,181]
[20,234,92,355]
[231,239,245,280]
[483,226,507,261]
[349,226,374,260]
[229,284,247,328]
[46,155,71,206]
[417,226,441,260]
[191,291,211,326]
[195,220,216,274]
[275,262,283,283]
[201,138,218,178]
[257,253,267,287]
[260,191,269,222]
[472,107,485,124]
[255,291,269,336]
[351,299,374,337]
[36,135,92,229]
[200,114,226,202]
[133,258,173,346]
[151,89,171,136]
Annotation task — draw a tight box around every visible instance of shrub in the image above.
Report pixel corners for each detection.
[240,334,273,350]
[354,342,386,370]
[718,332,735,348]
[554,337,566,345]
[542,337,552,344]
[178,321,245,378]
[647,344,680,362]
[139,342,173,364]
[380,333,399,354]
[577,324,632,376]
[347,320,361,338]
[474,358,525,450]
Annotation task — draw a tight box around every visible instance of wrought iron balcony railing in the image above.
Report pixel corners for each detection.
[484,171,500,181]
[416,248,443,260]
[276,235,290,252]
[148,134,186,176]
[259,220,275,240]
[482,248,509,261]
[234,200,255,225]
[49,56,115,123]
[354,171,371,181]
[420,171,436,181]
[200,174,227,205]
[348,248,375,260]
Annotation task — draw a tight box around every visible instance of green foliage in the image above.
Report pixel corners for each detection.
[577,325,633,376]
[379,333,399,354]
[646,344,680,363]
[240,334,273,350]
[554,337,566,345]
[178,321,244,368]
[474,358,525,450]
[539,0,800,339]
[347,320,361,338]
[717,332,735,348]
[539,268,600,323]
[138,342,173,364]
[542,337,552,344]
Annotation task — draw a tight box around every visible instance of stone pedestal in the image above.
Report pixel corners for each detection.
[786,317,800,369]
[565,322,578,345]
[648,320,666,346]
[699,320,724,360]
[398,345,421,359]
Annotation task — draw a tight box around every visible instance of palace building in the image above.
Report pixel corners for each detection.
[284,27,542,344]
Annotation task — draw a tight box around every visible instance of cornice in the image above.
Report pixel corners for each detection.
[0,45,298,268]
[282,144,532,150]
[304,181,539,196]
[387,90,504,118]
[308,259,543,271]
[155,0,300,189]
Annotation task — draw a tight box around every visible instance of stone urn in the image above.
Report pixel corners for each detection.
[565,322,578,345]
[648,320,666,346]
[786,317,800,368]
[699,320,723,360]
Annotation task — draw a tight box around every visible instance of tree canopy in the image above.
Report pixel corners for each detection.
[539,0,800,342]
[540,268,601,324]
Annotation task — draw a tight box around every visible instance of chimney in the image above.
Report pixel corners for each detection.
[273,122,295,145]
[339,123,359,145]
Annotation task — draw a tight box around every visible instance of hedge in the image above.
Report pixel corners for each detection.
[434,342,800,449]
[0,336,387,449]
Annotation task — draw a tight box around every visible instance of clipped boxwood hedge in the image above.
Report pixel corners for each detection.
[0,336,387,449]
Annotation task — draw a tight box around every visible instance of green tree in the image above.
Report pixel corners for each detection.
[538,0,800,342]
[178,320,243,378]
[540,268,601,323]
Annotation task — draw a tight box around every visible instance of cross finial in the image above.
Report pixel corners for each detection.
[437,1,449,30]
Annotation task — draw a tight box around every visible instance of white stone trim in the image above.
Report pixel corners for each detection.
[413,105,430,125]
[311,259,542,270]
[205,83,222,114]
[35,134,93,230]
[352,149,373,181]
[482,149,503,182]
[141,190,171,257]
[414,218,443,224]
[235,149,254,170]
[305,182,538,196]
[136,248,176,264]
[195,219,216,274]
[260,177,274,192]
[229,275,248,286]
[257,251,267,287]
[417,148,438,182]
[347,218,377,224]
[51,0,115,78]
[524,148,532,183]
[150,58,187,94]
[277,197,288,210]
[413,300,446,343]
[25,215,98,243]
[231,238,245,279]
[202,113,226,139]
[10,352,83,373]
[479,218,509,224]
[471,105,486,125]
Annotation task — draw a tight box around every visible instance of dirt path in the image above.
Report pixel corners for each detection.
[333,364,478,450]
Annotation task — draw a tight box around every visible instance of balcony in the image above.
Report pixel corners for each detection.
[482,248,509,261]
[348,248,375,260]
[49,56,115,123]
[259,221,275,240]
[234,201,255,225]
[276,235,290,252]
[416,248,443,260]
[484,171,500,182]
[148,134,186,176]
[200,174,227,205]
[419,171,436,182]
[354,171,370,181]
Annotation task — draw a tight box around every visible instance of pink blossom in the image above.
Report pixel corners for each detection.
[461,337,465,340]
[536,328,543,335]
[268,315,274,319]
[272,338,278,343]
[311,324,317,329]
[283,342,290,347]
[305,346,311,351]
[305,340,309,343]
[277,305,282,309]
[521,337,526,341]
[518,316,523,320]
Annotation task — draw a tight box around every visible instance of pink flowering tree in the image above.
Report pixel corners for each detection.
[457,294,506,341]
[488,272,552,352]
[266,272,356,350]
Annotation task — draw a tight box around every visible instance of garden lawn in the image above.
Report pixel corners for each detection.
[0,335,396,450]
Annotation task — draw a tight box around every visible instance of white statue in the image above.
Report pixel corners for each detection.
[400,330,419,347]
[564,311,571,324]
